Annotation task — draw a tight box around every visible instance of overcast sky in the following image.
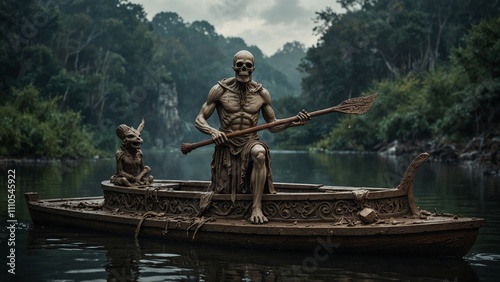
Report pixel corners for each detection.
[130,0,343,56]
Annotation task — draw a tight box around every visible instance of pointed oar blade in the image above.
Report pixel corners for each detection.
[334,93,377,115]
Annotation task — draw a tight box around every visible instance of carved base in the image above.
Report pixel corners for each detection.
[102,181,412,222]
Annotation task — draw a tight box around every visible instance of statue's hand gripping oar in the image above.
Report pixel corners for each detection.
[181,94,377,155]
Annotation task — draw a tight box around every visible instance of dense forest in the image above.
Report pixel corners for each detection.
[274,0,500,169]
[0,0,305,158]
[1,0,499,165]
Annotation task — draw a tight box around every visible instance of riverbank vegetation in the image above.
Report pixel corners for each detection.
[0,0,305,158]
[274,1,500,170]
[0,85,97,158]
[1,0,499,162]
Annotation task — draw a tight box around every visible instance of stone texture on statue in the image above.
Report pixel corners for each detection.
[110,118,154,187]
[193,50,310,224]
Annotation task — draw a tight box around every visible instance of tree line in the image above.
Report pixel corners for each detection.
[0,0,304,158]
[1,0,499,158]
[274,0,500,150]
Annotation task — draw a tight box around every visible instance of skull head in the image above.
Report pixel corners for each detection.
[233,50,255,83]
[116,118,145,150]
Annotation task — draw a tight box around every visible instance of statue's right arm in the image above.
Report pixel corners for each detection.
[195,85,228,145]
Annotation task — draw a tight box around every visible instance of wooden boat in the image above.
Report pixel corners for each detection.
[25,153,484,257]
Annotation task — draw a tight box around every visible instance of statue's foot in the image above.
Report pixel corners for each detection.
[250,208,268,224]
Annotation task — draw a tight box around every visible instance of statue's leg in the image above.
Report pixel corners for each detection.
[114,177,132,187]
[249,144,268,224]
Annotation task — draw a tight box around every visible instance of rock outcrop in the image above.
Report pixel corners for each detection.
[377,131,500,175]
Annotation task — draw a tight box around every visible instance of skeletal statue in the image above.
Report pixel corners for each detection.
[110,118,154,187]
[195,50,309,224]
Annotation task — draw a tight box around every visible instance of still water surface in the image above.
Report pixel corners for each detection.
[1,149,499,281]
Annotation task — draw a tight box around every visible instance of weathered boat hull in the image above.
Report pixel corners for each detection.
[24,153,485,257]
[25,188,483,257]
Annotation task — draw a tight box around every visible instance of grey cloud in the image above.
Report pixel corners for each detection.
[260,0,311,25]
[130,0,341,55]
[206,0,252,22]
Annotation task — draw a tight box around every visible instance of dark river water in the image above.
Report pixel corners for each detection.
[1,149,499,281]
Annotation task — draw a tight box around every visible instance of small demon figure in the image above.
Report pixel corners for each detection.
[110,118,154,187]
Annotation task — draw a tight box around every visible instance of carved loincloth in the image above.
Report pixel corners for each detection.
[208,135,275,204]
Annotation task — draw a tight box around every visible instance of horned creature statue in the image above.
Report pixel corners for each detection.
[110,118,154,187]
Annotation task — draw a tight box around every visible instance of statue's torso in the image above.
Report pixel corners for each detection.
[217,89,264,132]
[121,151,142,174]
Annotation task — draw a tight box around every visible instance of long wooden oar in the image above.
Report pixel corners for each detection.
[181,94,377,154]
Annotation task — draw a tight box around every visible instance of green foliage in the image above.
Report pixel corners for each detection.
[433,17,500,138]
[311,75,424,150]
[301,2,500,150]
[268,41,307,96]
[315,117,372,151]
[452,17,500,81]
[1,0,305,157]
[319,64,471,150]
[151,12,298,122]
[272,95,329,149]
[1,0,499,157]
[0,86,97,158]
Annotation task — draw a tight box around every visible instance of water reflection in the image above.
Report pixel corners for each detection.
[26,226,478,281]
